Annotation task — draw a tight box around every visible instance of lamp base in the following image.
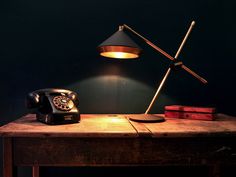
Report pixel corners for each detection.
[128,114,165,123]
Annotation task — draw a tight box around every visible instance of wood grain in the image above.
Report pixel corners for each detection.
[143,114,236,137]
[0,113,236,176]
[1,114,236,138]
[32,164,39,177]
[14,138,141,166]
[0,114,137,138]
[13,137,236,166]
[3,137,13,177]
[125,115,152,137]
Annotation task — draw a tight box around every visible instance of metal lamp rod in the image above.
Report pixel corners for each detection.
[144,21,197,114]
[123,23,207,84]
[145,67,171,114]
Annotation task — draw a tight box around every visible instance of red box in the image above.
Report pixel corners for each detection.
[164,105,216,121]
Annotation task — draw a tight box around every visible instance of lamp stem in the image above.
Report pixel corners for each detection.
[145,67,171,114]
[175,21,195,59]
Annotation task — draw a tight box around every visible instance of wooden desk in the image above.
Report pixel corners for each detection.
[1,114,236,177]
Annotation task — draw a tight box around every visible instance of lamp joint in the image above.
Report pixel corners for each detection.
[119,25,124,31]
[170,60,183,70]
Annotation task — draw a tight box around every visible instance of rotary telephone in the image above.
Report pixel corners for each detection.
[26,88,80,125]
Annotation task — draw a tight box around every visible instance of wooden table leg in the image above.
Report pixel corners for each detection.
[32,164,39,177]
[209,164,221,177]
[3,137,13,177]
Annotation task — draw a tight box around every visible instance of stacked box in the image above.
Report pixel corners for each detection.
[164,105,216,121]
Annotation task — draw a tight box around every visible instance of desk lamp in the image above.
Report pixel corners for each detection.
[97,21,207,122]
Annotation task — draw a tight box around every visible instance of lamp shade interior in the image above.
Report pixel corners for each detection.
[98,30,142,59]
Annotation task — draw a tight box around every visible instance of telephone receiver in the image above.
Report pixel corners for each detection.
[26,88,80,125]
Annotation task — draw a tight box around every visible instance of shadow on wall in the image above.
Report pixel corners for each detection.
[66,75,176,114]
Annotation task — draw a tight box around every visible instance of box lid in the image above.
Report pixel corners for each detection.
[165,105,216,113]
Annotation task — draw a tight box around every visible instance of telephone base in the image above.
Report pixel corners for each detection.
[36,112,80,125]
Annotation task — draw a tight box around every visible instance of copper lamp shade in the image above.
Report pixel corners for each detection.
[97,29,142,59]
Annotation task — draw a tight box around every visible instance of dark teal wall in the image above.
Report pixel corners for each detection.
[0,0,235,176]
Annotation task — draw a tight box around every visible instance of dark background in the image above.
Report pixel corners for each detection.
[0,0,235,176]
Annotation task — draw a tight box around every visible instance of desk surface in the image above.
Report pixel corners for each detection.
[1,113,236,138]
[1,114,236,171]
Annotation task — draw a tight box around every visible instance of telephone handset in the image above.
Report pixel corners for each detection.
[26,88,80,125]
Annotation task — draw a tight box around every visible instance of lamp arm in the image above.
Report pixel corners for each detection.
[122,24,208,84]
[123,24,175,61]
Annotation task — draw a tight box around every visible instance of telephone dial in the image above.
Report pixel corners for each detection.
[26,88,80,125]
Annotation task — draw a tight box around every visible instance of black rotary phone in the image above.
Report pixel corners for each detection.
[26,88,80,125]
